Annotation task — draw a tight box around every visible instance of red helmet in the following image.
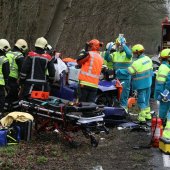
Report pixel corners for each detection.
[88,39,103,51]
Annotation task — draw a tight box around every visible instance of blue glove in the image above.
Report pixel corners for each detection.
[159,89,170,102]
[120,37,126,45]
[107,44,113,52]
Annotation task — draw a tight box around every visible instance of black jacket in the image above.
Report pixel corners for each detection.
[20,48,55,85]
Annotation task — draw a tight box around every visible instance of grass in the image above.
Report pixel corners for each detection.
[27,155,34,161]
[36,156,48,164]
[0,145,18,157]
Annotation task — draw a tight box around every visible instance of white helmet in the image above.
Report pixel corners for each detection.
[106,42,116,50]
[35,37,48,49]
[47,44,52,51]
[15,39,28,52]
[0,39,11,52]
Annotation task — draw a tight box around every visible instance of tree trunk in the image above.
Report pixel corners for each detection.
[45,0,73,47]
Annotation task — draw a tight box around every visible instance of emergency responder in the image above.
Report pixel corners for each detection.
[4,39,28,112]
[116,44,153,122]
[100,42,116,69]
[77,39,103,102]
[0,39,10,117]
[46,44,56,59]
[104,35,132,111]
[19,37,55,99]
[162,73,170,138]
[154,48,170,125]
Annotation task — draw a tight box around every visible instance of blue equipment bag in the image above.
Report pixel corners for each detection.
[7,126,21,144]
[103,107,128,126]
[0,129,8,146]
[11,121,32,141]
[0,126,20,146]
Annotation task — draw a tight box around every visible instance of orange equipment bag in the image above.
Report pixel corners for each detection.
[31,91,49,100]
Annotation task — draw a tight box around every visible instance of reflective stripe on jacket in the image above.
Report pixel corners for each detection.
[111,51,132,69]
[111,51,132,80]
[79,51,103,88]
[156,62,170,83]
[0,55,8,85]
[128,55,153,90]
[21,51,53,84]
[6,51,23,79]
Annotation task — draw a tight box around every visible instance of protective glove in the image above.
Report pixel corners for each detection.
[119,37,126,46]
[107,43,113,52]
[159,89,170,102]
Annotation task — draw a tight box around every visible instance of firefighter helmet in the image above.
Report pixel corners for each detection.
[35,37,48,49]
[15,39,28,52]
[47,44,52,51]
[0,39,11,52]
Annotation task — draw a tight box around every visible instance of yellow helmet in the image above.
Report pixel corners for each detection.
[132,44,144,54]
[35,37,48,49]
[160,48,170,59]
[115,38,120,45]
[0,39,11,52]
[15,39,28,52]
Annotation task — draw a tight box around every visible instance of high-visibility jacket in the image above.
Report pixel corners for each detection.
[0,55,8,85]
[163,120,170,139]
[78,51,103,88]
[154,61,170,99]
[100,51,113,69]
[110,45,132,80]
[128,55,153,90]
[6,51,23,79]
[111,51,132,70]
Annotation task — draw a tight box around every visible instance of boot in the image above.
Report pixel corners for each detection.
[137,110,146,123]
[145,107,151,120]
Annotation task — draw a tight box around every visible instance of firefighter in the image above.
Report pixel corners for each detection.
[19,37,55,99]
[4,39,28,112]
[0,39,10,117]
[77,39,103,102]
[154,48,170,125]
[116,44,153,122]
[104,35,132,111]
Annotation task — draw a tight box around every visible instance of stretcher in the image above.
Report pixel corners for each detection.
[19,96,109,147]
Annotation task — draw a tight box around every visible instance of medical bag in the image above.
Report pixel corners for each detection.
[11,120,33,141]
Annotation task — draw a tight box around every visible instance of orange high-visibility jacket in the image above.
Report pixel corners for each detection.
[78,51,103,87]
